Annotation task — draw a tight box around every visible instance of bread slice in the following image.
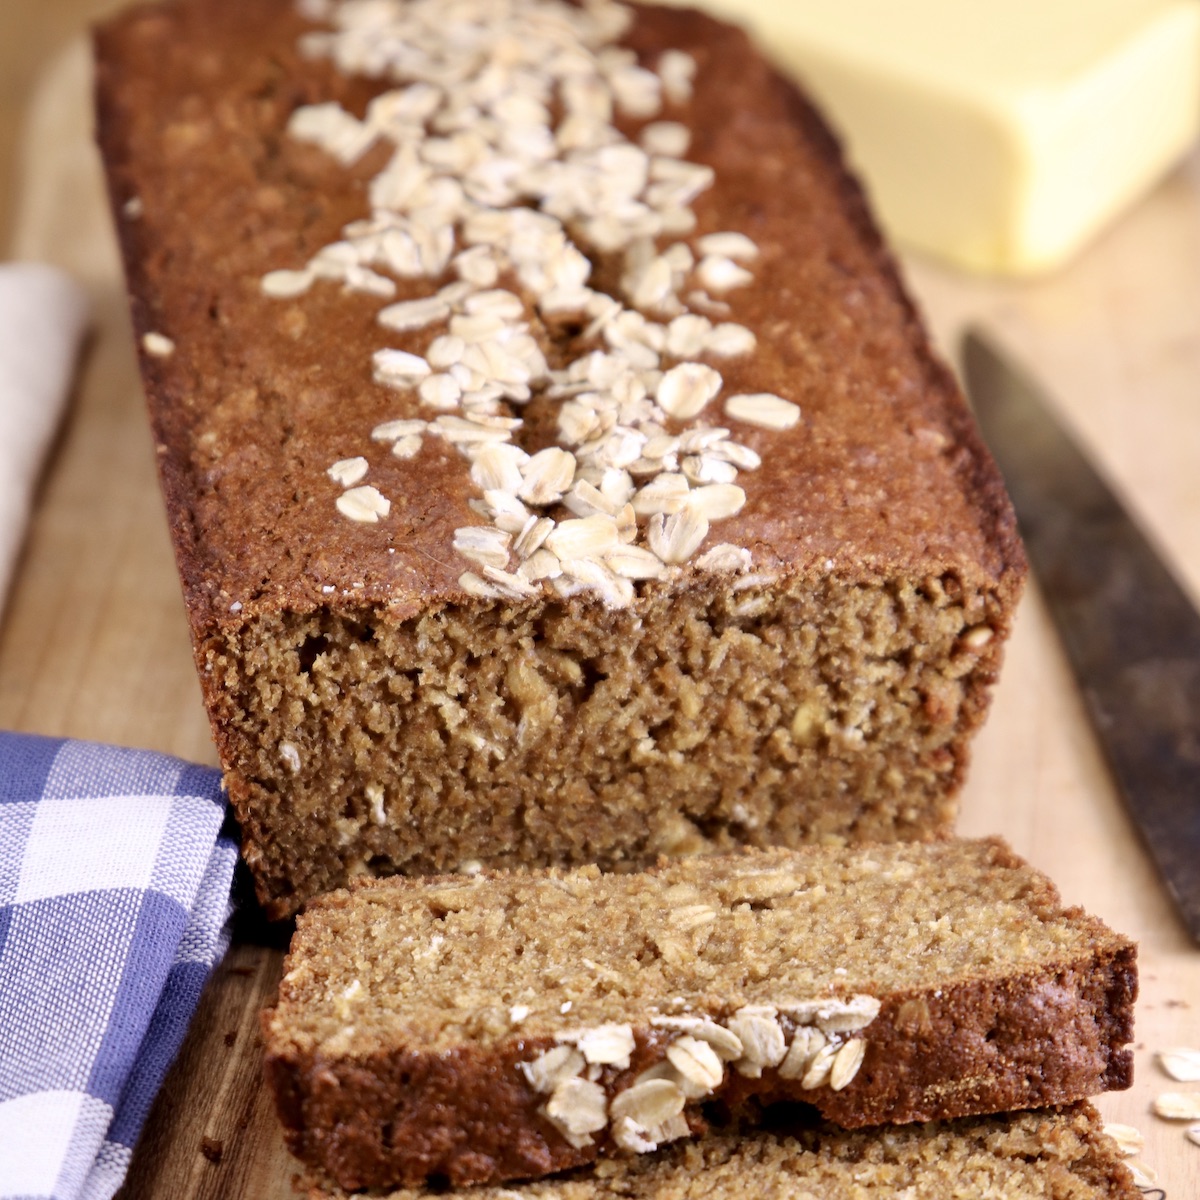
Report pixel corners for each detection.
[262,839,1136,1190]
[94,0,1026,919]
[301,1104,1139,1199]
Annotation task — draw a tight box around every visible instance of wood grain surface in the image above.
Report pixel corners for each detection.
[2,5,1198,1197]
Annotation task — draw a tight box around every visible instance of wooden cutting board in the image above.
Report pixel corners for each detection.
[3,31,1199,1200]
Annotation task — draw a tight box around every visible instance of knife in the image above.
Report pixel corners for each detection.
[962,328,1200,943]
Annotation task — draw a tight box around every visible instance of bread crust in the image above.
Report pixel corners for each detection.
[298,1103,1142,1200]
[267,962,1136,1189]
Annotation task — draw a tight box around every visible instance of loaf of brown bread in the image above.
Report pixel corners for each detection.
[262,840,1135,1190]
[302,1105,1140,1200]
[94,0,1026,918]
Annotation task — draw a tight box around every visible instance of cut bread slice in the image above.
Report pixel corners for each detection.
[263,839,1136,1190]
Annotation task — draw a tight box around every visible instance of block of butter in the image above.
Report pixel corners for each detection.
[667,0,1200,275]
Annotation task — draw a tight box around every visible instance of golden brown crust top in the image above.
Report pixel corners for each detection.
[94,0,1024,633]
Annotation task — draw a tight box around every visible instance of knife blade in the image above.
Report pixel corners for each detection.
[962,328,1200,943]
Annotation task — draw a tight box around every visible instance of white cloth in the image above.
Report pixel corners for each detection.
[0,262,89,611]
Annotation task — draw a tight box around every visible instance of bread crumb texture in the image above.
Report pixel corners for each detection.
[221,571,1012,914]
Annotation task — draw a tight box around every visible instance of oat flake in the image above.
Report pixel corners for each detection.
[265,0,810,599]
[1159,1047,1200,1082]
[1152,1092,1200,1120]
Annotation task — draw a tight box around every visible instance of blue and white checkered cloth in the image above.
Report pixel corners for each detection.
[0,733,236,1200]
